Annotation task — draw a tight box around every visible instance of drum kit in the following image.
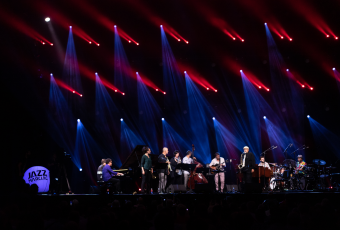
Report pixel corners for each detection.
[269,159,339,191]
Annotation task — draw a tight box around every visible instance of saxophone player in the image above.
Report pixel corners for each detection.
[240,146,256,184]
[158,147,170,194]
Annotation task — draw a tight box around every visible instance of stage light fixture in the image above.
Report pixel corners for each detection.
[114,90,117,92]
[310,87,313,90]
[97,44,100,46]
[212,117,215,120]
[120,118,123,121]
[184,71,187,73]
[69,26,72,28]
[122,93,125,95]
[160,25,163,27]
[302,85,305,88]
[333,68,336,70]
[240,70,243,72]
[162,118,164,121]
[136,72,138,74]
[215,90,217,92]
[206,88,209,90]
[42,42,45,45]
[281,36,284,39]
[326,35,330,37]
[114,25,117,28]
[137,43,139,45]
[241,39,244,42]
[264,22,267,25]
[95,72,98,75]
[259,86,261,89]
[77,119,80,122]
[336,37,339,40]
[89,41,92,44]
[50,43,53,46]
[286,69,289,71]
[263,116,266,119]
[156,89,158,91]
[80,94,83,97]
[267,89,270,91]
[129,40,131,43]
[307,115,310,118]
[45,17,50,22]
[289,38,292,41]
[186,41,189,44]
[233,37,236,40]
[163,92,166,94]
[178,39,180,41]
[79,168,82,171]
[50,73,53,76]
[73,91,75,93]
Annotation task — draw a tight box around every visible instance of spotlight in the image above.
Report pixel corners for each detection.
[77,119,80,122]
[286,69,289,71]
[302,85,305,88]
[212,117,215,120]
[50,73,53,76]
[264,22,267,25]
[45,17,50,22]
[89,41,92,44]
[122,93,125,95]
[310,87,313,90]
[137,43,139,45]
[186,41,189,44]
[163,92,166,94]
[289,38,292,41]
[207,88,209,90]
[326,35,330,38]
[240,70,243,72]
[281,36,284,39]
[259,86,261,89]
[128,40,131,43]
[263,116,266,119]
[336,37,339,40]
[97,44,100,46]
[184,71,187,73]
[156,89,158,91]
[120,118,123,121]
[333,68,335,70]
[241,39,244,42]
[233,37,236,40]
[69,26,72,28]
[307,115,310,118]
[50,43,53,46]
[162,118,164,121]
[95,72,98,75]
[80,94,83,97]
[160,25,163,27]
[79,168,82,171]
[178,39,180,41]
[136,72,138,74]
[42,42,45,45]
[215,90,217,92]
[114,90,117,92]
[267,89,270,91]
[114,25,117,28]
[73,91,75,93]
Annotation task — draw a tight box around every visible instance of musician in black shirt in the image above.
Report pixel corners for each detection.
[158,147,170,193]
[141,146,153,194]
[240,146,256,184]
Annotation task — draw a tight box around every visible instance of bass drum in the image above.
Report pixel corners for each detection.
[270,177,278,190]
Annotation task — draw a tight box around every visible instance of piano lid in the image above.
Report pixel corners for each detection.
[120,145,158,169]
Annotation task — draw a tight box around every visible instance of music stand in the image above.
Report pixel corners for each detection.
[178,164,197,194]
[155,163,169,193]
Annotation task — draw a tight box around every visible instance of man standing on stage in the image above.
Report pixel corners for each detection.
[258,156,271,170]
[97,159,106,181]
[158,147,170,194]
[240,146,256,184]
[183,150,194,189]
[102,158,124,193]
[209,152,226,193]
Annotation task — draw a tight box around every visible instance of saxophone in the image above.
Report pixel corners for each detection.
[166,157,172,171]
[238,153,245,169]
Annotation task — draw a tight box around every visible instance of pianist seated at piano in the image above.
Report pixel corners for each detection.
[258,156,271,170]
[102,158,124,194]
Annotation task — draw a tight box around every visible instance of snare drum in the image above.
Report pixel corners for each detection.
[270,177,278,190]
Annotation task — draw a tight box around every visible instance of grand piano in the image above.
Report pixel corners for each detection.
[113,145,158,193]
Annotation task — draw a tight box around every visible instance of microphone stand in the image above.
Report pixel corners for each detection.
[260,146,276,191]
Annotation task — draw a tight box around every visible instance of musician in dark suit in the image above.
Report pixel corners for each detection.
[240,146,256,184]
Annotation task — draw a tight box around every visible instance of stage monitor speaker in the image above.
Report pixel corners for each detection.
[226,184,239,192]
[167,184,186,193]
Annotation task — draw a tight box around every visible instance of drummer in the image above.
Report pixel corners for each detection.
[258,156,271,170]
[295,155,306,174]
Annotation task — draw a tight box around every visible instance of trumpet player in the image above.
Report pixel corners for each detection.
[158,147,170,194]
[239,146,256,184]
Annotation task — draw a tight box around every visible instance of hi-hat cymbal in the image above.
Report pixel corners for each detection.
[313,159,326,166]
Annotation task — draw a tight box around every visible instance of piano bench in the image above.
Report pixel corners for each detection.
[98,181,117,194]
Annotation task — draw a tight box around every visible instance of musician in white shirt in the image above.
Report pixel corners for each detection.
[258,156,271,170]
[209,152,226,193]
[183,150,194,189]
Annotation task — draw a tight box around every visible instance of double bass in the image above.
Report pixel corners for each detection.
[187,144,208,189]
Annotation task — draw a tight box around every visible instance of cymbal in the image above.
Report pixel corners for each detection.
[269,163,277,165]
[326,166,336,169]
[313,159,326,166]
